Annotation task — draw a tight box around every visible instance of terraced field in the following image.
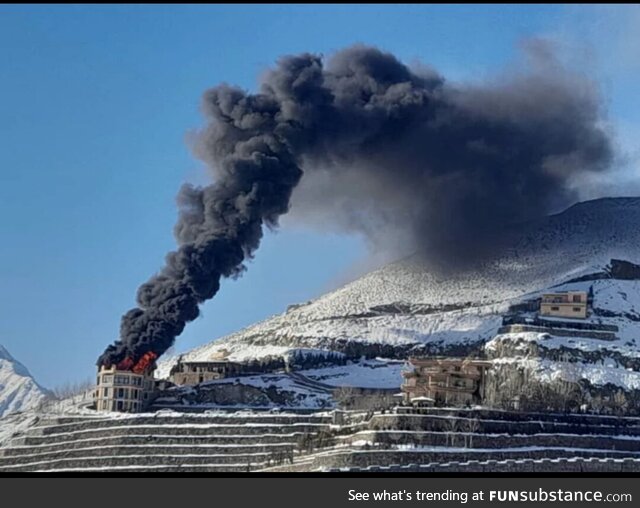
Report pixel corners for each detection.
[262,409,640,472]
[0,412,333,472]
[3,408,640,472]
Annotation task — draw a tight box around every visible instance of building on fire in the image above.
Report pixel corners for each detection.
[401,357,492,406]
[94,352,158,413]
[94,365,156,412]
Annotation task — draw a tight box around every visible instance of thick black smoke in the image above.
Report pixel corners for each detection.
[98,42,612,367]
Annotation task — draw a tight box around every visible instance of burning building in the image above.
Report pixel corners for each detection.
[94,352,158,412]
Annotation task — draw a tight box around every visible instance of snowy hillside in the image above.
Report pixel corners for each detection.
[486,276,640,393]
[0,345,50,418]
[157,197,640,386]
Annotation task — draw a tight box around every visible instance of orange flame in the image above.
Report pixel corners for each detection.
[132,351,158,374]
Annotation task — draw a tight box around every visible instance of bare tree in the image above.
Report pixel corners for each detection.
[334,386,357,409]
[52,378,95,400]
[462,418,480,448]
[444,417,459,447]
[613,390,629,416]
[589,394,605,414]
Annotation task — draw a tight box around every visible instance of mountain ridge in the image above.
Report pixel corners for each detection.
[0,344,50,418]
[156,196,640,391]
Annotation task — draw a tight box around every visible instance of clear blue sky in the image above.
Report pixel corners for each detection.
[0,5,637,388]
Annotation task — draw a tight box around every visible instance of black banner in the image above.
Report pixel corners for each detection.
[1,477,638,508]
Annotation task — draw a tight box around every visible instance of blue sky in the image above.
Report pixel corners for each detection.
[0,5,638,388]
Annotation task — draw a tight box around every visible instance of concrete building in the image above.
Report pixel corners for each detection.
[540,291,588,319]
[94,365,156,412]
[170,358,241,386]
[401,357,491,406]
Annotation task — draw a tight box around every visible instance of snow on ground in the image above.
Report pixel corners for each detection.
[485,274,640,392]
[535,360,640,391]
[490,346,640,392]
[158,373,334,409]
[301,360,405,389]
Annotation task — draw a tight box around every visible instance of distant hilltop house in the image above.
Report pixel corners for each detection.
[401,357,491,407]
[539,290,589,319]
[169,356,241,386]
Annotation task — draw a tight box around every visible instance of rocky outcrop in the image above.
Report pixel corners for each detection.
[607,259,640,280]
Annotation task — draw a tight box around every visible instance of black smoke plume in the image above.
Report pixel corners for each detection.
[98,42,612,367]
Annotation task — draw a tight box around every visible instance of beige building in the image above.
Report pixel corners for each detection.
[94,365,156,413]
[540,291,588,319]
[170,359,240,386]
[401,357,491,406]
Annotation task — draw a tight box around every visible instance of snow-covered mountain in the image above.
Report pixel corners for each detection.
[157,197,640,395]
[0,345,50,418]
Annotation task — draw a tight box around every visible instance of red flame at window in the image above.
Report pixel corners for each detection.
[132,351,158,374]
[113,352,157,373]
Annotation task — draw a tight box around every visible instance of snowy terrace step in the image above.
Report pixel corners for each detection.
[264,447,640,472]
[325,457,640,473]
[31,416,113,427]
[0,445,291,467]
[392,408,640,427]
[0,441,298,459]
[18,464,254,473]
[22,417,330,437]
[6,433,306,450]
[0,453,279,472]
[497,324,617,340]
[340,429,640,452]
[9,422,332,446]
[29,413,332,433]
[367,414,640,437]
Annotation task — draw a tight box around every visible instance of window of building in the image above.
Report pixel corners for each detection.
[572,295,582,303]
[102,375,113,384]
[551,306,560,311]
[117,388,124,398]
[116,400,123,411]
[573,307,582,312]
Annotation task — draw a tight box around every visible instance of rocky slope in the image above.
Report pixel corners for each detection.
[0,345,50,418]
[158,197,640,382]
